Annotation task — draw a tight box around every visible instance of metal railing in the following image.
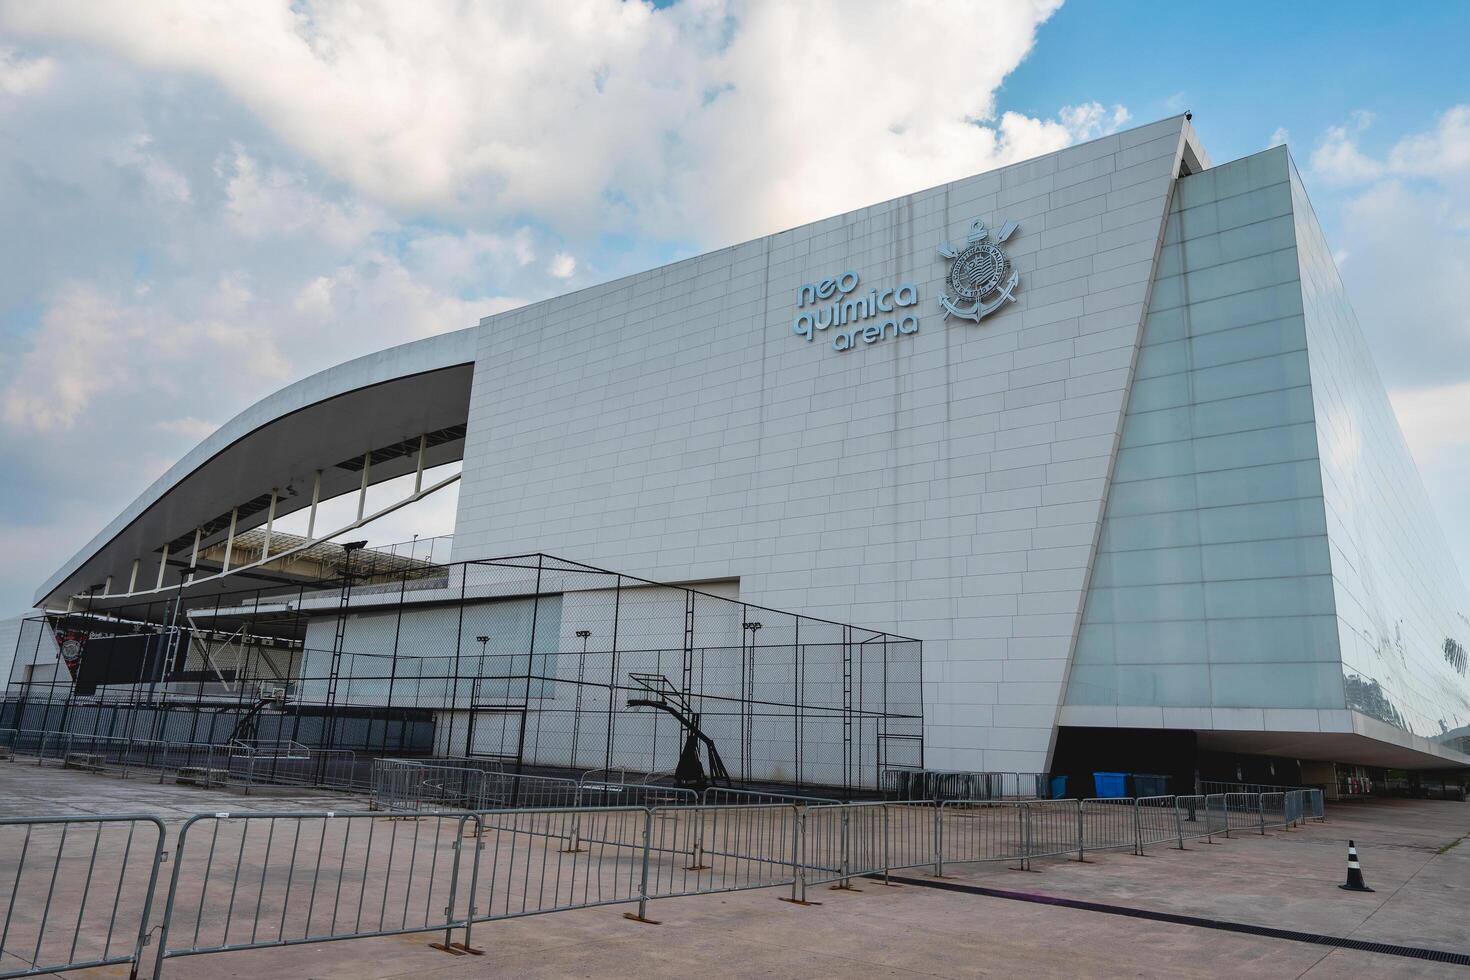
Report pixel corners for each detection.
[1135,795,1182,850]
[0,815,166,980]
[699,786,840,806]
[7,730,364,795]
[880,768,1047,802]
[0,789,1329,978]
[1080,797,1139,856]
[153,810,476,973]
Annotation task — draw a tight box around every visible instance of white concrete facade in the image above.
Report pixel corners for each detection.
[452,117,1210,772]
[36,114,1470,774]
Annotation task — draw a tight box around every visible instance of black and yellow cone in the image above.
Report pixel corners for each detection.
[1339,839,1374,892]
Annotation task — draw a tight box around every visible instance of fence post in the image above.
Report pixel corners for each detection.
[458,813,484,953]
[152,815,206,979]
[933,803,943,877]
[882,804,891,884]
[1258,794,1266,836]
[682,804,703,869]
[1132,799,1142,855]
[622,808,657,923]
[1174,797,1184,850]
[786,804,809,904]
[836,810,851,889]
[1076,800,1084,863]
[433,813,480,954]
[1021,803,1031,871]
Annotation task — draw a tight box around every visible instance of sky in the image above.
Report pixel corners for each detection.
[0,0,1468,616]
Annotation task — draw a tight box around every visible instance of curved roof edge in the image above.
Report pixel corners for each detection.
[36,327,479,606]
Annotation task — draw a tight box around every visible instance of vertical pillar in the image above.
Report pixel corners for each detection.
[307,470,322,539]
[414,433,427,494]
[221,507,239,572]
[155,542,170,591]
[102,575,112,597]
[357,452,371,522]
[187,527,202,583]
[263,489,278,560]
[127,559,139,594]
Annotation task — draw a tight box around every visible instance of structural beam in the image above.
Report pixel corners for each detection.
[221,507,239,572]
[263,488,278,561]
[188,527,201,583]
[307,470,322,539]
[414,433,427,494]
[357,452,371,522]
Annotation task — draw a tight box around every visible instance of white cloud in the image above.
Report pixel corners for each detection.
[1386,105,1470,179]
[1058,102,1131,141]
[1269,127,1289,148]
[0,46,53,96]
[403,229,537,291]
[0,280,290,433]
[1309,107,1470,388]
[153,416,217,440]
[1309,107,1470,579]
[221,146,381,244]
[1311,119,1382,186]
[1,0,1075,243]
[109,133,192,203]
[549,252,576,279]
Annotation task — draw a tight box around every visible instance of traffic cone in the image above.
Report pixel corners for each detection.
[1338,839,1374,892]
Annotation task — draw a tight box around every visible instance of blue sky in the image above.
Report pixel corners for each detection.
[0,0,1468,615]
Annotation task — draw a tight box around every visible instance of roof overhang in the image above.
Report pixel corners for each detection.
[35,328,478,608]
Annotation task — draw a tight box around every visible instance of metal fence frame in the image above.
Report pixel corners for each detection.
[153,809,479,975]
[0,815,166,980]
[0,789,1330,978]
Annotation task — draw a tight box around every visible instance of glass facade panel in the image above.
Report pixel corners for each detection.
[1288,158,1470,743]
[1066,145,1470,744]
[1066,147,1345,711]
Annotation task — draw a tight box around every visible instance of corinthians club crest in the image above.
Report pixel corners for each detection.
[938,217,1020,322]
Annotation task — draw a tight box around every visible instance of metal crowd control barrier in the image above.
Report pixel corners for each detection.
[153,810,478,976]
[936,801,1028,873]
[1306,788,1325,820]
[576,781,698,809]
[1135,795,1182,850]
[1221,792,1265,836]
[1261,791,1286,829]
[646,804,798,898]
[0,815,166,980]
[11,730,366,796]
[1080,797,1139,857]
[457,806,652,934]
[700,786,839,806]
[880,768,1047,802]
[0,791,1333,976]
[1174,794,1212,843]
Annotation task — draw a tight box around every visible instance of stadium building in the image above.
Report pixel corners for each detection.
[10,115,1470,797]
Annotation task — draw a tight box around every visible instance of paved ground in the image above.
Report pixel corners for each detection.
[0,763,1466,978]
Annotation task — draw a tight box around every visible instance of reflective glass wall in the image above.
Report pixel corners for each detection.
[1066,147,1345,709]
[1289,159,1470,742]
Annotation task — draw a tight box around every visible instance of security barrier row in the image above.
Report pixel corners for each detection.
[0,790,1326,979]
[3,729,363,795]
[366,759,841,814]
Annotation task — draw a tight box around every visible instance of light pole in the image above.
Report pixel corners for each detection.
[473,635,490,705]
[742,621,761,780]
[570,630,591,767]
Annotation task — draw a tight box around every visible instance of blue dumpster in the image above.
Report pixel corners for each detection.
[1050,775,1068,799]
[1092,772,1127,798]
